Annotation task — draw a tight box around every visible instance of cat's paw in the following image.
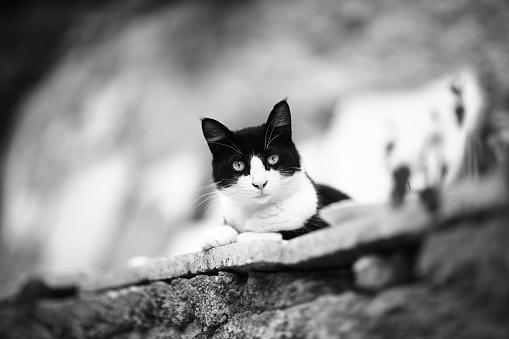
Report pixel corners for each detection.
[236,232,283,243]
[199,225,239,250]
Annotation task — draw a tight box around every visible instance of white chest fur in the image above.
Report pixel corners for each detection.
[218,169,318,233]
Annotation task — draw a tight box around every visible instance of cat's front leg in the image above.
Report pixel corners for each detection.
[199,225,239,250]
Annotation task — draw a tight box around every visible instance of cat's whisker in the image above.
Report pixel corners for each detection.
[282,167,301,172]
[263,118,275,150]
[265,115,282,150]
[205,191,243,216]
[195,190,218,198]
[204,200,220,217]
[193,182,219,192]
[280,170,299,176]
[204,195,227,216]
[201,189,242,217]
[207,141,243,155]
[225,137,243,156]
[266,133,281,149]
[197,192,221,206]
[184,191,221,218]
[193,179,235,192]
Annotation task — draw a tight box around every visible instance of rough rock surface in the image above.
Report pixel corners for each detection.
[1,172,509,338]
[2,271,508,339]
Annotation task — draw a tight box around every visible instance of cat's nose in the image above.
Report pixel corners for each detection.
[252,180,268,189]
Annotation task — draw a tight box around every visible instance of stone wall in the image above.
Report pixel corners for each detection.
[1,170,508,338]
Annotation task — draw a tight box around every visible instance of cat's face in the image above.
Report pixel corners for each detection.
[201,100,302,205]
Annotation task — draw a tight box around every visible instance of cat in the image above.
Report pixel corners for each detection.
[199,100,349,250]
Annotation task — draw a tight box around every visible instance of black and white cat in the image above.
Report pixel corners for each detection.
[199,100,349,250]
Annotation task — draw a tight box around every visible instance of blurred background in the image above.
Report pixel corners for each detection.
[1,0,509,285]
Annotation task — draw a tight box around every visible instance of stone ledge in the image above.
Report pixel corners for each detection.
[1,170,507,298]
[56,170,509,293]
[2,267,508,338]
[1,170,508,338]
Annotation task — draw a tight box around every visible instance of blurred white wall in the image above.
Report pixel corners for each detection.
[303,70,484,201]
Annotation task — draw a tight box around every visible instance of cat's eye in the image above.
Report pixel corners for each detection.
[267,154,279,165]
[232,160,245,172]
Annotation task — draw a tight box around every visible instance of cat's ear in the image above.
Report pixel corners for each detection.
[265,100,292,138]
[201,117,233,144]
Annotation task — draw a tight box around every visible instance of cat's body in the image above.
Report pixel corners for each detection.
[200,100,349,250]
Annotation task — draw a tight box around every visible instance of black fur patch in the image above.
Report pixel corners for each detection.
[202,100,301,189]
[280,178,350,240]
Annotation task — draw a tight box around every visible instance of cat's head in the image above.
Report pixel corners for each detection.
[201,100,302,204]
